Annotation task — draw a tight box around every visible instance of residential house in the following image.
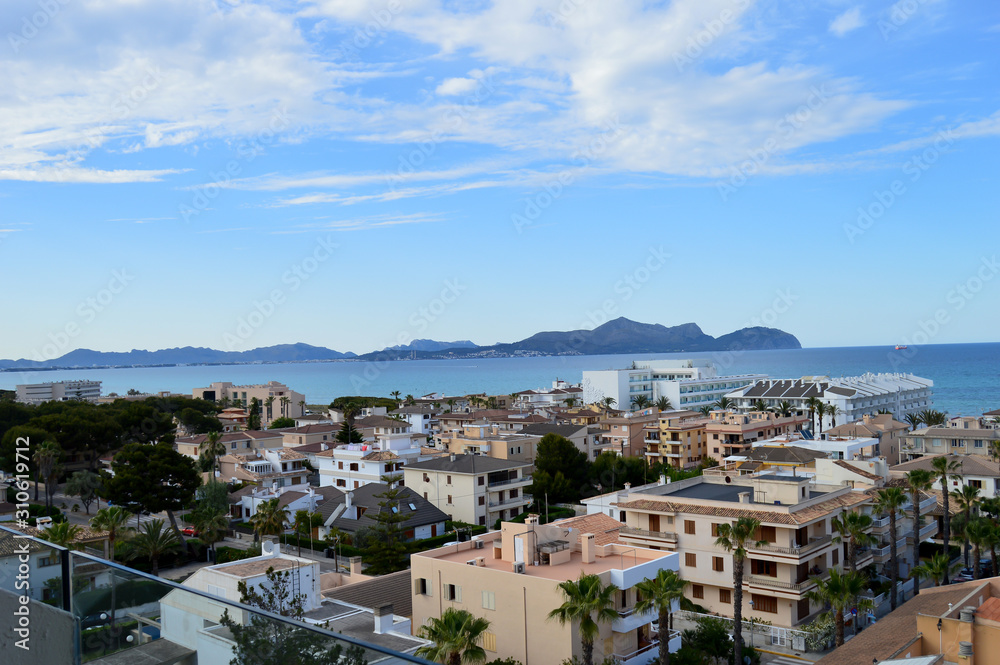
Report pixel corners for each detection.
[901,425,1000,462]
[599,411,660,457]
[520,423,607,459]
[280,423,343,447]
[317,483,449,542]
[704,411,808,458]
[436,423,540,464]
[192,381,305,424]
[219,447,309,491]
[175,430,284,461]
[827,413,911,465]
[410,515,682,665]
[643,410,708,469]
[891,454,1000,499]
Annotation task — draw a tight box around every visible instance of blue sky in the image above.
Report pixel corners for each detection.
[2,0,999,360]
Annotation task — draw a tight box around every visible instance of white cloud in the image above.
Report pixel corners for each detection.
[436,77,480,96]
[829,7,865,37]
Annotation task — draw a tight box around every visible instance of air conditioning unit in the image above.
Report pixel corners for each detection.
[474,539,484,549]
[512,561,525,574]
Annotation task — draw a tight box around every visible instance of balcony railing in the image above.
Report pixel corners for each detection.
[614,635,674,664]
[747,568,831,593]
[872,516,891,529]
[488,475,532,488]
[907,521,938,543]
[619,526,678,541]
[488,496,530,508]
[748,534,833,557]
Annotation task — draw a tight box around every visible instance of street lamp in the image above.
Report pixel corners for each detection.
[748,599,755,648]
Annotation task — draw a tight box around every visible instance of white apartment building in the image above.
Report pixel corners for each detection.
[514,380,584,407]
[192,381,305,423]
[726,373,934,430]
[16,379,102,403]
[582,360,765,411]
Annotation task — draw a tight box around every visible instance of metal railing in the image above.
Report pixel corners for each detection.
[613,636,669,663]
[488,475,532,488]
[619,526,678,541]
[749,534,833,557]
[747,568,831,593]
[488,496,530,508]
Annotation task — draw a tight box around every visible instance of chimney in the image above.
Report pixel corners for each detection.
[738,492,751,504]
[321,443,328,451]
[581,533,596,564]
[960,606,976,622]
[345,491,353,508]
[658,474,666,486]
[525,514,540,526]
[450,453,456,462]
[349,556,363,575]
[624,482,631,490]
[373,604,394,634]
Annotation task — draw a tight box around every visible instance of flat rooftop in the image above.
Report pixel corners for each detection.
[644,480,828,504]
[304,600,424,655]
[216,557,305,578]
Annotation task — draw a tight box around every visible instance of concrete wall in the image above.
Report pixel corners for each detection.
[0,588,77,665]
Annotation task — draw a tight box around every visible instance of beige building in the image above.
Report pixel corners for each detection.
[404,454,532,526]
[704,410,808,459]
[585,471,936,628]
[827,413,910,465]
[643,410,708,469]
[902,422,1000,462]
[436,423,540,464]
[193,381,305,424]
[599,412,660,457]
[175,429,284,460]
[410,515,681,665]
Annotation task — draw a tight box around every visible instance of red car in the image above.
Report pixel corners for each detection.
[182,527,199,536]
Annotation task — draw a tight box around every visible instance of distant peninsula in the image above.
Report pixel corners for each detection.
[0,318,800,371]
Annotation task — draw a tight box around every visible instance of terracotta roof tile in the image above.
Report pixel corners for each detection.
[833,460,883,482]
[977,596,1000,622]
[552,513,623,546]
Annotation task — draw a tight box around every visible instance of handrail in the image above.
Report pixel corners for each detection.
[749,533,833,556]
[620,526,678,540]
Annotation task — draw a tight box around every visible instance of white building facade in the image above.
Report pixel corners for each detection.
[16,380,102,404]
[582,360,765,410]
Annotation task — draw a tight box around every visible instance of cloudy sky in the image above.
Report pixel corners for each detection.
[1,0,998,360]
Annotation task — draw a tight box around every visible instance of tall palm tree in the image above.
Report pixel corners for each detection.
[776,401,793,418]
[715,517,765,665]
[32,439,60,509]
[931,455,962,583]
[985,521,1000,579]
[752,399,770,413]
[905,413,922,432]
[122,519,180,577]
[874,487,907,610]
[416,608,491,665]
[248,498,289,541]
[832,511,877,573]
[805,569,874,647]
[264,395,275,423]
[989,439,1000,464]
[601,396,617,412]
[280,396,290,418]
[815,402,828,433]
[631,395,651,410]
[199,431,225,475]
[41,522,83,550]
[190,507,230,559]
[548,573,620,665]
[91,506,134,563]
[655,397,673,412]
[952,483,982,568]
[634,569,688,665]
[292,509,316,557]
[966,518,991,579]
[911,552,960,587]
[712,396,734,411]
[698,405,713,417]
[919,409,947,427]
[805,397,820,433]
[905,468,934,595]
[405,394,416,406]
[827,404,842,428]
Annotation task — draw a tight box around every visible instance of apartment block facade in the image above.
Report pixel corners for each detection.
[192,381,305,423]
[16,379,102,403]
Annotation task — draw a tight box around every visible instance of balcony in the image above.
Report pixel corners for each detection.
[614,631,681,665]
[488,474,532,488]
[488,495,530,508]
[748,534,833,557]
[855,548,874,569]
[619,526,678,542]
[871,516,891,529]
[747,568,831,593]
[612,606,657,633]
[906,521,938,544]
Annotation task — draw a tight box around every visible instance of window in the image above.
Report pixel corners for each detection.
[685,552,697,567]
[482,591,496,610]
[751,594,778,614]
[711,523,720,537]
[423,473,430,482]
[231,442,237,449]
[969,479,983,489]
[415,578,430,596]
[684,520,696,535]
[38,556,58,567]
[444,584,462,601]
[832,549,839,566]
[510,489,518,498]
[719,589,731,604]
[447,475,452,485]
[479,516,486,526]
[338,462,343,470]
[447,495,453,504]
[478,476,485,486]
[336,479,346,487]
[975,440,984,448]
[692,585,704,599]
[713,556,724,572]
[479,496,485,506]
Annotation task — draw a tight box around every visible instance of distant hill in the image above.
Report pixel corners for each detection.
[387,339,479,352]
[0,343,356,370]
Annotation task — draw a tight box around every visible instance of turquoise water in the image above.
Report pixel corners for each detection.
[2,343,998,417]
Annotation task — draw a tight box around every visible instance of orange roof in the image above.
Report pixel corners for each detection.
[553,512,624,546]
[977,596,1000,622]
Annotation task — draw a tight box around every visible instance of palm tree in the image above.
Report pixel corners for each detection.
[832,511,877,573]
[912,552,960,587]
[805,396,820,432]
[919,409,947,427]
[905,468,934,595]
[32,439,60,509]
[248,498,289,541]
[122,519,180,577]
[91,506,134,563]
[41,522,83,550]
[265,395,275,423]
[634,569,687,665]
[446,398,455,412]
[805,569,874,647]
[985,521,1000,579]
[874,487,907,610]
[564,397,578,408]
[931,455,962,583]
[952,483,982,568]
[752,399,770,413]
[190,507,230,559]
[416,608,491,665]
[815,402,827,433]
[601,396,617,412]
[827,404,842,428]
[199,431,225,475]
[989,439,1000,463]
[405,394,416,406]
[292,509,316,557]
[712,396,734,411]
[776,401,793,418]
[715,517,765,665]
[280,396,290,418]
[966,518,991,579]
[548,573,620,665]
[656,396,674,411]
[905,413,922,431]
[698,405,713,417]
[631,395,651,410]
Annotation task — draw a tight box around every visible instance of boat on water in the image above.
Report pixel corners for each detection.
[895,345,908,350]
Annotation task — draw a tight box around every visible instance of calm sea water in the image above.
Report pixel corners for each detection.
[2,343,998,417]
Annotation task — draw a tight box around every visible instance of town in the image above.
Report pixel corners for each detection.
[3,360,999,665]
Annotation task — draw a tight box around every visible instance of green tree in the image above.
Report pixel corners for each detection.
[805,397,820,433]
[292,509,319,557]
[191,506,231,559]
[715,517,765,665]
[336,421,364,444]
[416,607,491,665]
[196,478,232,516]
[711,397,733,411]
[269,417,296,429]
[65,470,102,515]
[103,442,201,543]
[199,430,226,474]
[248,397,262,430]
[219,566,367,665]
[531,434,589,503]
[966,518,991,579]
[918,409,947,427]
[814,402,827,433]
[32,439,61,508]
[952,483,982,568]
[655,397,673,411]
[874,487,907,610]
[249,498,289,541]
[904,413,922,431]
[600,396,617,412]
[912,551,960,587]
[776,401,793,417]
[805,569,873,647]
[905,468,934,595]
[831,511,877,573]
[265,395,275,423]
[631,395,651,410]
[751,400,770,413]
[634,569,688,665]
[91,506,134,563]
[365,475,413,574]
[548,573,620,665]
[41,522,82,550]
[121,518,180,576]
[826,404,841,428]
[931,455,962,583]
[697,405,712,417]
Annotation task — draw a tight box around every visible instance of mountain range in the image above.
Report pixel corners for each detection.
[0,318,800,370]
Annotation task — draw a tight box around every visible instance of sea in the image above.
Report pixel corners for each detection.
[2,343,998,417]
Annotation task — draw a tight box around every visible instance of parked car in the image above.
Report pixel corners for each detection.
[181,526,199,536]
